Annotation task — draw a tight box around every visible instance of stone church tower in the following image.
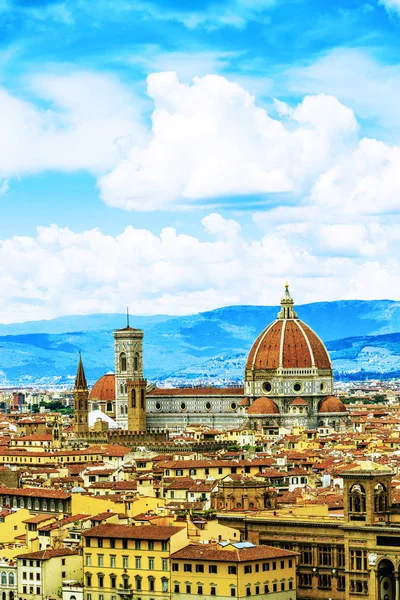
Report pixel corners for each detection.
[52,415,62,449]
[127,377,147,432]
[74,354,89,434]
[113,318,144,429]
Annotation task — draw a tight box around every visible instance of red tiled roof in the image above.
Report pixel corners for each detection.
[171,543,297,562]
[16,548,78,560]
[247,398,279,415]
[0,486,70,499]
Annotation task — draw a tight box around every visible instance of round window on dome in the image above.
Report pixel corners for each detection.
[293,382,302,393]
[205,402,212,411]
[320,382,326,392]
[230,402,237,411]
[180,402,186,411]
[263,382,272,393]
[155,402,161,411]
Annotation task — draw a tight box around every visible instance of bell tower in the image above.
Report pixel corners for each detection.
[74,353,89,435]
[127,377,147,432]
[113,310,144,429]
[52,415,62,449]
[342,461,393,525]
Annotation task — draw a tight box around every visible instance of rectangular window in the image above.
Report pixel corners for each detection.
[85,554,91,567]
[280,582,285,591]
[148,541,154,550]
[186,585,191,594]
[299,544,312,566]
[162,541,168,551]
[350,579,368,594]
[288,559,292,568]
[135,557,141,569]
[196,564,204,573]
[231,589,236,597]
[174,584,180,593]
[338,575,346,591]
[162,580,168,592]
[210,586,216,596]
[299,573,312,588]
[86,538,91,547]
[280,560,284,569]
[337,545,345,568]
[162,559,168,571]
[110,539,115,549]
[184,563,192,572]
[255,585,260,594]
[98,538,103,548]
[36,573,40,581]
[149,578,155,591]
[264,584,269,594]
[272,562,276,570]
[350,549,368,572]
[209,565,217,574]
[36,588,41,595]
[263,562,270,572]
[246,587,251,596]
[318,574,332,589]
[110,555,116,568]
[289,581,293,590]
[123,556,128,569]
[135,540,141,550]
[318,545,332,567]
[197,586,203,595]
[228,566,237,574]
[149,558,154,570]
[244,565,252,574]
[98,555,103,567]
[172,563,179,572]
[123,539,128,549]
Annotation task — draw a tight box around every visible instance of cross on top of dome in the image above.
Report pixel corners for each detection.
[278,282,298,320]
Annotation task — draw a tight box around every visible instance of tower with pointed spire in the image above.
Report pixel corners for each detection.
[74,353,89,434]
[277,283,297,320]
[113,311,145,430]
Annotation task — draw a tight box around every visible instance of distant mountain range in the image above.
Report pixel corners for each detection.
[1,300,400,387]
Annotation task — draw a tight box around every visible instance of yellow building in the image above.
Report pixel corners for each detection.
[16,548,82,600]
[170,541,297,600]
[0,508,31,544]
[82,523,188,600]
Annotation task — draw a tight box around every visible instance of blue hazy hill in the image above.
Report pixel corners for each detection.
[1,299,400,386]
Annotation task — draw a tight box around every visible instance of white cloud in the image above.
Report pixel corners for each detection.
[283,48,400,137]
[1,214,400,323]
[0,71,145,178]
[99,73,358,211]
[380,0,400,15]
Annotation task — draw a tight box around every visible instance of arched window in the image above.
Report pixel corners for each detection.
[134,354,139,371]
[58,501,64,512]
[1,572,7,585]
[135,576,142,591]
[349,483,366,514]
[50,501,56,511]
[140,389,145,410]
[120,353,127,372]
[8,572,15,585]
[106,402,112,412]
[374,483,388,512]
[27,499,32,509]
[19,498,24,508]
[34,499,40,510]
[124,384,127,394]
[120,383,124,394]
[42,500,48,511]
[132,389,136,409]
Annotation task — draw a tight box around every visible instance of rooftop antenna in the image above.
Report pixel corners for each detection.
[127,306,130,328]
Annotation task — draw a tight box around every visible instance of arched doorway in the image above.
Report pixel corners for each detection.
[378,559,395,600]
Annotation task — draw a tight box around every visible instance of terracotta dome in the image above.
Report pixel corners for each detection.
[247,397,279,415]
[246,286,331,371]
[318,396,347,413]
[89,373,116,401]
[289,397,308,406]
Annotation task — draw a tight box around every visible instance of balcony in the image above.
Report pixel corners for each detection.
[117,587,133,599]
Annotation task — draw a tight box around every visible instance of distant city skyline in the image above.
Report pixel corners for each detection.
[1,0,400,322]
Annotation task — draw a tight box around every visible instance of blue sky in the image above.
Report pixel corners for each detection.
[1,0,400,322]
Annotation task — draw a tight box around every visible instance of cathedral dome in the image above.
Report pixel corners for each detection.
[90,373,116,401]
[318,396,347,413]
[247,397,279,415]
[246,285,331,372]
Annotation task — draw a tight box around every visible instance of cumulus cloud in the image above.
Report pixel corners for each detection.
[1,214,400,323]
[0,71,145,178]
[99,73,358,211]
